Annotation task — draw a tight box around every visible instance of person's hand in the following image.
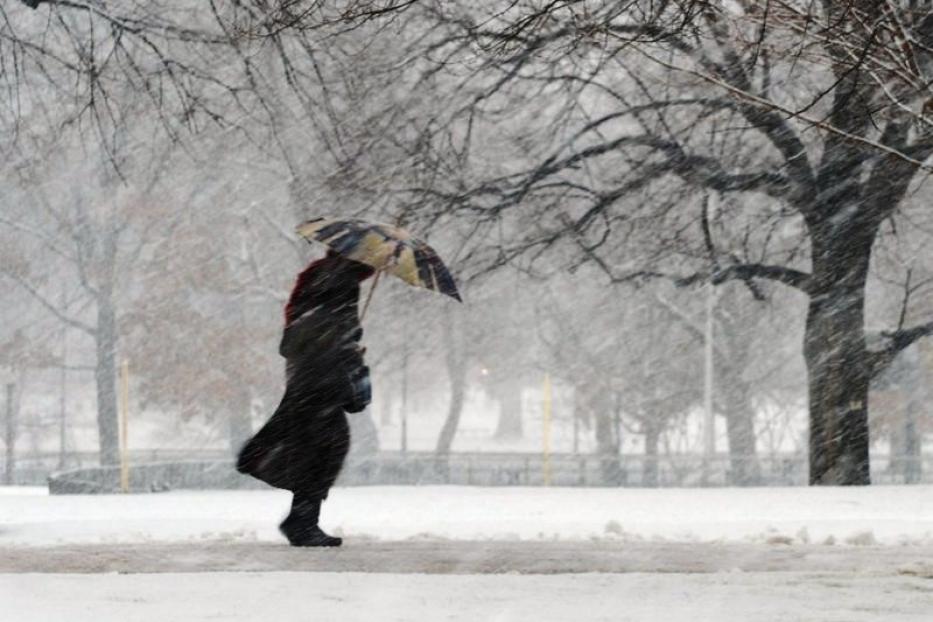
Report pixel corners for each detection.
[345,364,372,413]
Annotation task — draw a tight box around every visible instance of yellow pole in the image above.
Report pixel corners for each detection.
[119,359,130,493]
[543,373,552,486]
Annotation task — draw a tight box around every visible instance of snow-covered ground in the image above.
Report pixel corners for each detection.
[1,485,932,546]
[3,485,933,621]
[3,571,932,622]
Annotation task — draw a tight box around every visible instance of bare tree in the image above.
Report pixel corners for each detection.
[368,2,933,485]
[0,118,184,464]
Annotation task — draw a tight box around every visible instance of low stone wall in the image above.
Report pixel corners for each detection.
[44,455,582,494]
[44,452,814,494]
[47,461,266,495]
[25,450,933,493]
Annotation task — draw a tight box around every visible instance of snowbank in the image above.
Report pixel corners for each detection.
[1,485,931,547]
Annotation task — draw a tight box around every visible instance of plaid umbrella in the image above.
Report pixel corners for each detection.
[296,217,462,305]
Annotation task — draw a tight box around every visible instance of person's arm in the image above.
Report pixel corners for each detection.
[279,307,343,358]
[335,337,371,413]
[344,361,371,413]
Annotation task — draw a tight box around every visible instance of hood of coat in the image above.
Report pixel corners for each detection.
[285,250,375,325]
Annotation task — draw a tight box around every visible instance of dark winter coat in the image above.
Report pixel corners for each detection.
[236,254,373,499]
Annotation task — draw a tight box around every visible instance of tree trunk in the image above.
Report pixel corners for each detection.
[900,346,924,484]
[722,381,760,486]
[902,403,922,484]
[379,388,393,426]
[349,410,380,458]
[804,232,873,485]
[226,391,254,456]
[3,383,15,485]
[593,394,621,485]
[58,288,69,470]
[435,311,466,455]
[435,368,465,454]
[643,424,660,487]
[95,289,120,466]
[493,383,523,440]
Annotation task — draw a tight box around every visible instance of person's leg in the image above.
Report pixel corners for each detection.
[279,410,351,547]
[279,491,342,547]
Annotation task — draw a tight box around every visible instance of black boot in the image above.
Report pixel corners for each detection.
[279,494,342,547]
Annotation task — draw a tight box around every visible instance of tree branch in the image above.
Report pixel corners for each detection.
[2,272,96,336]
[711,263,812,294]
[868,321,933,378]
[633,45,933,177]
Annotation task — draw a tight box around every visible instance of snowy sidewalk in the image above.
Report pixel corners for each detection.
[1,485,932,546]
[3,486,933,622]
[3,540,933,575]
[3,571,932,622]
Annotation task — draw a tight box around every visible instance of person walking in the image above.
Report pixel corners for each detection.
[237,250,374,547]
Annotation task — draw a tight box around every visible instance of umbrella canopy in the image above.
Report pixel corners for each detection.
[296,217,462,302]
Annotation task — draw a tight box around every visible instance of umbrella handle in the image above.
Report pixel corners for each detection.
[360,268,382,323]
